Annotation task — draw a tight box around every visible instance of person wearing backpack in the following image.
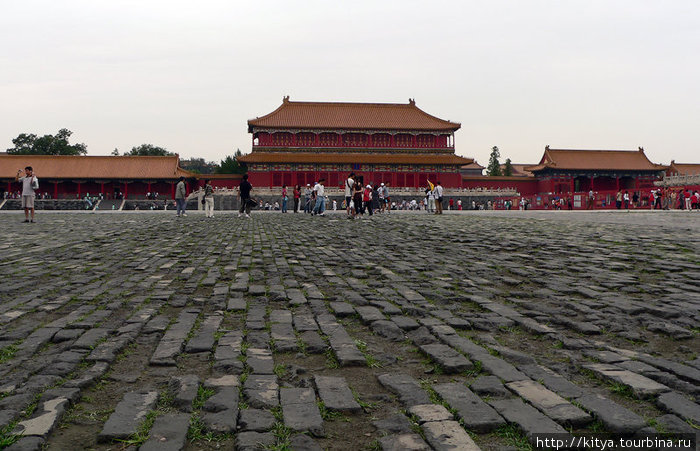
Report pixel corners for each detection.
[15,166,39,223]
[203,179,215,218]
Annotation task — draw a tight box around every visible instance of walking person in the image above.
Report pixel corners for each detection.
[382,183,390,213]
[587,189,595,209]
[345,172,355,216]
[203,179,215,218]
[312,179,326,216]
[623,190,630,210]
[238,174,253,218]
[434,181,444,215]
[615,190,622,209]
[281,185,288,213]
[293,185,301,213]
[15,166,39,223]
[684,189,692,210]
[175,176,187,217]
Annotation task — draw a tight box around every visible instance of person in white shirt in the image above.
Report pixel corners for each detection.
[345,173,355,216]
[434,181,444,215]
[15,166,39,223]
[312,179,326,215]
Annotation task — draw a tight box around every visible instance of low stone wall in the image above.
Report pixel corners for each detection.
[1,199,90,210]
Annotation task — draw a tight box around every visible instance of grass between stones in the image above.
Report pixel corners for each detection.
[353,339,382,368]
[493,424,532,451]
[0,344,18,364]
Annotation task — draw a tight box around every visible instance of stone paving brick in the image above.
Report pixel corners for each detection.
[139,413,189,451]
[433,382,505,432]
[98,391,159,442]
[506,380,591,427]
[280,387,324,436]
[314,375,362,413]
[575,393,646,434]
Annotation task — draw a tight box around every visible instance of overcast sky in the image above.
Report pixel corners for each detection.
[1,0,698,165]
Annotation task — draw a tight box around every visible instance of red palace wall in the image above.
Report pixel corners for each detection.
[461,177,539,195]
[247,170,463,189]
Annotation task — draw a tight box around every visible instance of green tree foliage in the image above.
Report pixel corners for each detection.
[486,146,502,176]
[503,158,513,176]
[216,149,247,174]
[179,157,218,174]
[126,144,173,156]
[6,128,87,155]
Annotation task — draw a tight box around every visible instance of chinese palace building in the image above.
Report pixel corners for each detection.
[0,154,195,199]
[524,146,667,194]
[238,97,472,188]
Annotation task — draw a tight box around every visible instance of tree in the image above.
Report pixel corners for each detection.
[216,149,247,174]
[126,144,173,156]
[180,157,218,174]
[111,148,120,156]
[503,158,513,177]
[6,128,87,155]
[486,146,502,176]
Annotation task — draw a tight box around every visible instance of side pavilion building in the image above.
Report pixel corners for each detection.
[239,97,472,188]
[525,147,667,194]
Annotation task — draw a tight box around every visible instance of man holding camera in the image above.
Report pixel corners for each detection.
[15,166,39,223]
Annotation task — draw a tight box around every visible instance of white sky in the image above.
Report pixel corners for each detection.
[1,0,698,166]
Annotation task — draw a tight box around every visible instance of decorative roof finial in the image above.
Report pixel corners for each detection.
[638,146,644,152]
[545,145,550,150]
[283,95,290,103]
[408,98,415,105]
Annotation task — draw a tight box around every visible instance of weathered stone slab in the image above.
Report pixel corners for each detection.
[139,413,189,451]
[247,348,275,374]
[203,387,239,413]
[408,404,453,423]
[469,376,510,397]
[583,363,670,397]
[355,306,384,323]
[329,301,355,317]
[201,409,238,433]
[422,420,480,451]
[238,409,275,432]
[280,388,324,436]
[391,316,420,331]
[71,327,111,350]
[300,330,326,354]
[489,397,569,438]
[506,380,591,427]
[98,391,159,442]
[14,397,69,437]
[656,391,700,424]
[433,383,505,432]
[371,320,404,341]
[379,434,430,451]
[419,343,472,373]
[575,393,646,434]
[314,376,361,413]
[518,364,584,399]
[377,373,431,407]
[236,431,275,450]
[150,309,199,366]
[244,375,279,409]
[185,314,222,353]
[168,375,199,412]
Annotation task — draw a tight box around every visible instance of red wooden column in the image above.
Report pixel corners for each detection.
[123,182,128,199]
[590,176,595,191]
[147,182,152,195]
[7,181,11,193]
[367,133,373,147]
[53,182,58,199]
[411,134,417,147]
[292,133,297,146]
[337,133,342,146]
[314,133,319,147]
[615,177,620,191]
[170,182,175,199]
[390,134,395,147]
[77,182,82,198]
[100,183,105,195]
[570,176,575,193]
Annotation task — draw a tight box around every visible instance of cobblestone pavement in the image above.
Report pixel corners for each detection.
[0,212,698,450]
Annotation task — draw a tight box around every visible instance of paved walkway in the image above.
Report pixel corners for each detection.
[0,212,698,450]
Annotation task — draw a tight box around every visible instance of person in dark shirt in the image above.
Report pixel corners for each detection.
[238,174,253,218]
